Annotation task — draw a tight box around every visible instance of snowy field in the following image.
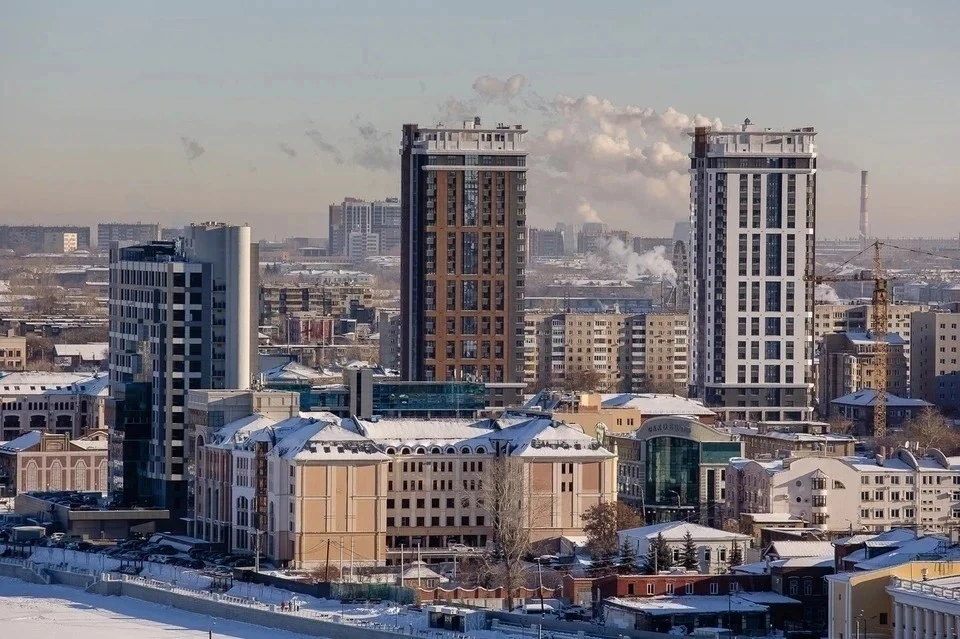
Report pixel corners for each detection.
[0,577,318,639]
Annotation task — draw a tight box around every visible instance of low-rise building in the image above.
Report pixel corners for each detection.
[617,521,752,575]
[726,449,960,534]
[830,389,932,435]
[0,430,108,496]
[731,421,856,459]
[0,371,109,440]
[52,343,108,371]
[610,416,740,525]
[827,560,960,639]
[0,335,26,371]
[194,409,618,569]
[527,391,717,439]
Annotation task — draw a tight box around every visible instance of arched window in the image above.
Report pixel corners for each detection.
[74,460,88,491]
[414,446,427,455]
[98,461,107,492]
[475,446,486,454]
[460,446,471,455]
[385,447,396,455]
[49,460,64,491]
[25,461,38,492]
[400,447,411,455]
[430,447,442,455]
[446,447,457,455]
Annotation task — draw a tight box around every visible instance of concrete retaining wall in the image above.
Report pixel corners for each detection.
[100,578,415,639]
[486,610,671,639]
[46,568,97,589]
[0,560,49,584]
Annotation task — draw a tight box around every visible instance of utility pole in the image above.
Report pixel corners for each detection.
[399,544,404,587]
[350,537,355,582]
[339,536,344,581]
[254,530,263,574]
[417,543,422,589]
[325,539,331,581]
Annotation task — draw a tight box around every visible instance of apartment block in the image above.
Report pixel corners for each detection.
[528,228,566,259]
[523,312,632,391]
[97,223,161,248]
[401,118,527,384]
[641,312,689,394]
[911,311,960,413]
[0,225,91,253]
[108,224,258,519]
[689,121,817,421]
[726,449,960,533]
[194,410,617,567]
[259,282,373,326]
[818,332,908,418]
[41,231,78,254]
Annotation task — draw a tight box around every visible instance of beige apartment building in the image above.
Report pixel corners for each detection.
[193,398,617,569]
[259,282,373,326]
[0,335,26,371]
[523,312,633,392]
[522,312,688,394]
[641,312,689,394]
[911,311,960,413]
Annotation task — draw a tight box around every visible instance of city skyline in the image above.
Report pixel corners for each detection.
[2,2,958,240]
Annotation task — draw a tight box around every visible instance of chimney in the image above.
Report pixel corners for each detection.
[860,170,870,243]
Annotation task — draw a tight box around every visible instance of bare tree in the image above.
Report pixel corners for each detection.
[558,368,604,392]
[308,565,341,583]
[483,456,532,610]
[901,407,958,453]
[827,416,856,436]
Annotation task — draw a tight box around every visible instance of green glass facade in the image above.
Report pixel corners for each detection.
[645,436,700,507]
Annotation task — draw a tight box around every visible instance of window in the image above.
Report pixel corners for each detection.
[685,582,694,594]
[789,579,799,596]
[647,583,655,595]
[709,582,718,594]
[666,583,674,594]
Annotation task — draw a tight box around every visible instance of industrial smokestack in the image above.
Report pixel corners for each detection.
[860,170,870,243]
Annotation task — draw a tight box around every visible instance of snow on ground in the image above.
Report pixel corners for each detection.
[0,576,318,639]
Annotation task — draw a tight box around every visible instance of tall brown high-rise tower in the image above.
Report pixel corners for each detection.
[400,118,527,383]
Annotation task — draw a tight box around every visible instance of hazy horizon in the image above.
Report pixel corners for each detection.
[2,1,958,242]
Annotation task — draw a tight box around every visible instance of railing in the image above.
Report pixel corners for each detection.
[114,573,419,635]
[890,577,960,602]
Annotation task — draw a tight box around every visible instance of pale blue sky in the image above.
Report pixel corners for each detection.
[1,0,957,239]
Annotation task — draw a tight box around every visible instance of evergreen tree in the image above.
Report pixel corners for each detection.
[618,540,639,574]
[680,530,699,571]
[644,533,674,574]
[728,542,743,570]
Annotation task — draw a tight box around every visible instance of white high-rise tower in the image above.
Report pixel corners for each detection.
[688,120,817,421]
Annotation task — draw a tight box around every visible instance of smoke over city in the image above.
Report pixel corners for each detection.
[179,136,205,161]
[600,237,677,284]
[430,74,722,232]
[818,157,860,173]
[815,283,842,303]
[278,142,298,159]
[304,129,345,164]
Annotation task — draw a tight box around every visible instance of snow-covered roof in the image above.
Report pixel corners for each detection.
[743,513,804,523]
[834,528,918,547]
[261,361,323,382]
[492,417,613,459]
[0,430,42,452]
[0,371,108,395]
[354,417,499,445]
[71,438,108,451]
[619,521,752,543]
[208,414,280,449]
[53,343,108,361]
[831,389,932,409]
[606,594,797,616]
[730,426,855,443]
[599,393,716,416]
[766,541,834,559]
[853,535,952,570]
[273,418,388,461]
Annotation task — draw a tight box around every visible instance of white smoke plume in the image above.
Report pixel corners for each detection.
[279,142,297,158]
[602,237,677,284]
[577,199,603,223]
[473,74,526,100]
[815,284,842,303]
[180,136,205,161]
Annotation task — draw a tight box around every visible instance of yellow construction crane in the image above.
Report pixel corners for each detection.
[808,240,889,437]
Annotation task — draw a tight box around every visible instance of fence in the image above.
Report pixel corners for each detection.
[99,573,426,639]
[237,569,416,605]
